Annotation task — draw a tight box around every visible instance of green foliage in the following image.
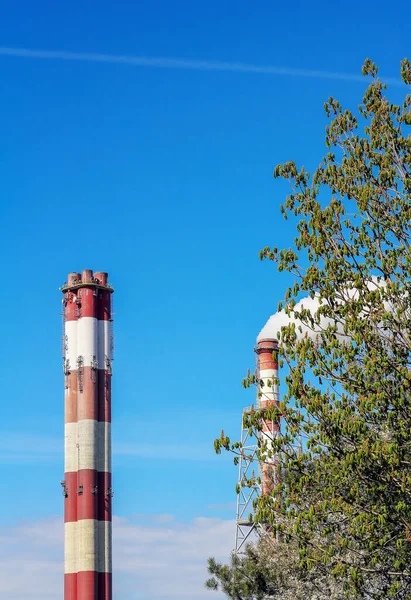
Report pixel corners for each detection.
[205,544,279,600]
[212,59,411,599]
[206,536,347,600]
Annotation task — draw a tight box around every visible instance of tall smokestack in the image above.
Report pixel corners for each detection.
[255,338,279,496]
[234,337,280,552]
[62,270,114,600]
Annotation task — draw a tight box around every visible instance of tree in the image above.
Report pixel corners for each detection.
[206,533,347,600]
[212,59,411,599]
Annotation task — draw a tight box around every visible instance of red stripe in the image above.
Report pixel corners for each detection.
[260,358,278,370]
[97,290,111,320]
[64,472,78,523]
[68,272,82,287]
[260,398,279,407]
[97,471,112,521]
[72,571,112,599]
[65,287,111,319]
[98,370,111,422]
[64,291,80,321]
[94,272,108,286]
[257,339,278,371]
[66,470,112,522]
[78,287,98,318]
[257,339,277,349]
[66,369,111,422]
[64,573,77,600]
[77,570,98,599]
[82,269,93,282]
[98,572,112,600]
[76,470,99,521]
[78,367,98,421]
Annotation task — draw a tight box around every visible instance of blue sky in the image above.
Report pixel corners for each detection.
[0,1,409,598]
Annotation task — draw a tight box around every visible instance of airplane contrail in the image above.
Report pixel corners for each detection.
[0,46,402,85]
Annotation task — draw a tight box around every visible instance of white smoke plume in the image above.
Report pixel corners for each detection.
[257,279,396,344]
[257,294,331,343]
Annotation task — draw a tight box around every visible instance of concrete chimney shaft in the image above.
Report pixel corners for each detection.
[62,272,114,600]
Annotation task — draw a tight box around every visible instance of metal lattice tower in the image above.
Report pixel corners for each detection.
[234,407,263,553]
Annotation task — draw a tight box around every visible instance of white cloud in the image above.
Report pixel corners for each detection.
[0,517,63,599]
[0,515,234,599]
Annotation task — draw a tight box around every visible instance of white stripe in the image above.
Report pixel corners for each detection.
[64,320,77,371]
[259,387,279,403]
[77,519,98,572]
[77,317,98,367]
[65,422,78,473]
[65,520,112,574]
[76,421,112,472]
[67,421,111,472]
[64,521,77,574]
[98,320,113,367]
[259,385,279,404]
[259,369,279,399]
[77,419,98,471]
[98,422,111,473]
[98,520,112,573]
[259,368,278,379]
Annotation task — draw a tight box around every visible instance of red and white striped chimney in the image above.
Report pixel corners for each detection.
[255,339,279,496]
[62,270,113,600]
